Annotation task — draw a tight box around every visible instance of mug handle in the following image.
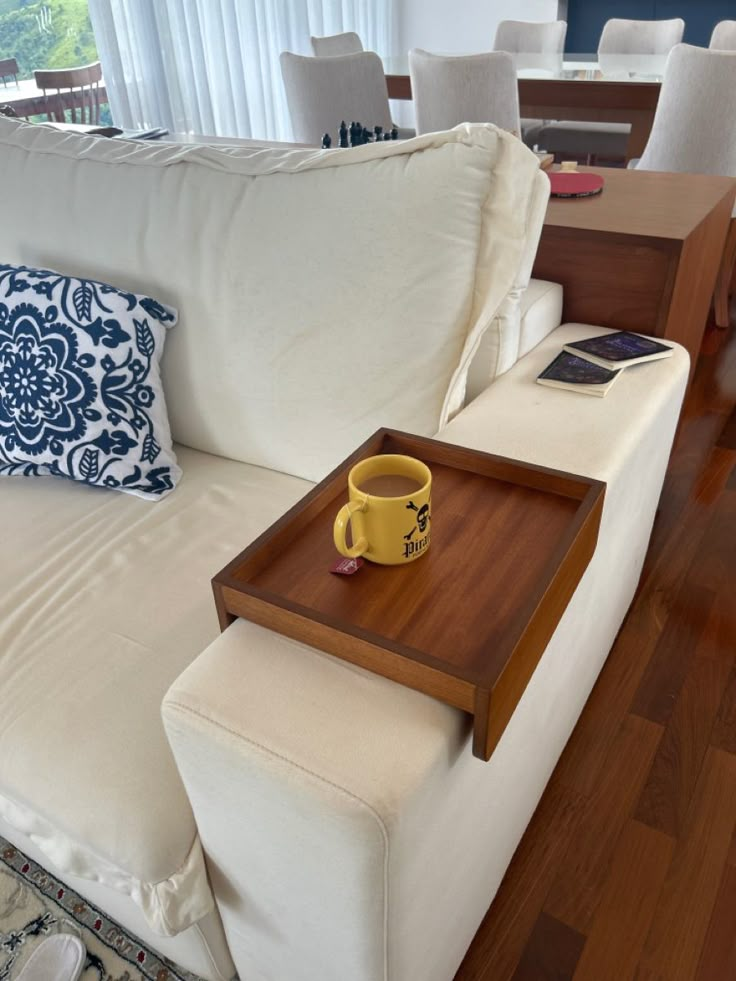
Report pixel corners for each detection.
[333,498,368,559]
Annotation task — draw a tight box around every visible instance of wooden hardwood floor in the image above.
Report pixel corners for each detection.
[455,319,736,981]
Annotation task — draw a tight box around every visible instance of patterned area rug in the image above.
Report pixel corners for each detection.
[0,835,205,981]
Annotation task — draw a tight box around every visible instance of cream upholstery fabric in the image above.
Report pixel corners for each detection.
[711,20,736,50]
[409,50,520,136]
[0,815,234,981]
[310,31,363,56]
[467,173,551,392]
[466,278,562,402]
[518,278,563,358]
[0,446,310,940]
[0,118,540,483]
[635,44,736,212]
[163,324,689,981]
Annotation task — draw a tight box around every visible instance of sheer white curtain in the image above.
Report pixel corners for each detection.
[88,0,396,140]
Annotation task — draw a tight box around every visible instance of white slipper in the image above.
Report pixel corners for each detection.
[14,934,86,981]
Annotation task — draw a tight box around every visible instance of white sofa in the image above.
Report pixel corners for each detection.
[0,118,688,981]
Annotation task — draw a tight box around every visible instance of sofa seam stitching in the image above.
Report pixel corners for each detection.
[166,699,390,981]
[191,920,233,981]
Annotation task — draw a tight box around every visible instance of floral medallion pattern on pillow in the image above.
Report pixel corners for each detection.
[0,264,180,499]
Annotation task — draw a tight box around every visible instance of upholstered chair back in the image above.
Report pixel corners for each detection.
[596,17,684,75]
[280,50,392,144]
[598,17,684,55]
[409,50,520,136]
[636,44,736,183]
[493,19,567,54]
[493,20,566,75]
[710,20,736,50]
[310,32,363,56]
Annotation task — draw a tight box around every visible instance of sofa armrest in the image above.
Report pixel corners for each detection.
[162,324,689,981]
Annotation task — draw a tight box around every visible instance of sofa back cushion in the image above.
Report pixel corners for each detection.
[0,120,544,481]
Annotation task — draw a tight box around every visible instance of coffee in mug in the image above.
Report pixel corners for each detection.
[333,454,432,565]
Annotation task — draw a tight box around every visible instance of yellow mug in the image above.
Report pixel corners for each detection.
[333,454,432,565]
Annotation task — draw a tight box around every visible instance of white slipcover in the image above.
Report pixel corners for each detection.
[164,324,689,981]
[466,278,562,402]
[0,118,544,483]
[0,446,310,943]
[0,117,546,970]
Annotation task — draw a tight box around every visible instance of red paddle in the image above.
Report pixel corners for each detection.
[549,171,604,199]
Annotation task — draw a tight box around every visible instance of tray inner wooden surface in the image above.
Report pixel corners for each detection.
[233,460,579,680]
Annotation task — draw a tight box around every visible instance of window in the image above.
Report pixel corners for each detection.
[0,0,99,80]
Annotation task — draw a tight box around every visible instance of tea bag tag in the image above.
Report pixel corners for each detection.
[330,556,364,576]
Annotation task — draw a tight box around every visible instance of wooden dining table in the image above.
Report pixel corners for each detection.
[0,76,108,119]
[383,55,664,161]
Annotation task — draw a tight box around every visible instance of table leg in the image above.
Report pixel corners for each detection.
[713,217,736,329]
[665,192,733,373]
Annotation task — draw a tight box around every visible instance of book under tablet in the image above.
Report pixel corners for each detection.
[563,331,674,370]
[537,351,621,397]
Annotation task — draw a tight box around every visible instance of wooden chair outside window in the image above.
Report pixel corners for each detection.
[34,61,102,124]
[0,58,19,87]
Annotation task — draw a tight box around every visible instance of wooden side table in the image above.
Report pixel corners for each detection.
[534,167,736,378]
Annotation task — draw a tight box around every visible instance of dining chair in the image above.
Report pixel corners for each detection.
[310,32,363,57]
[409,49,520,136]
[34,61,103,125]
[0,57,19,87]
[536,18,684,162]
[281,50,411,145]
[633,44,736,328]
[493,19,567,59]
[710,21,736,50]
[493,20,567,146]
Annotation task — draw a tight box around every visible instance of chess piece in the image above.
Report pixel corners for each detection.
[321,133,332,149]
[374,125,383,141]
[362,126,371,144]
[339,120,348,148]
[391,126,398,140]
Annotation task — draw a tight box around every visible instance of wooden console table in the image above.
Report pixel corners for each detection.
[535,167,736,376]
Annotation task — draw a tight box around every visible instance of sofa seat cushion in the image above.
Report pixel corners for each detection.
[0,447,310,935]
[0,118,545,483]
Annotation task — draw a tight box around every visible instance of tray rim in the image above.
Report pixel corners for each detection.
[212,428,606,691]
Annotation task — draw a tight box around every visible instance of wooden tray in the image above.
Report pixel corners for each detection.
[213,429,605,760]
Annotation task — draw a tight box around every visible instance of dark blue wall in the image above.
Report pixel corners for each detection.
[565,0,736,51]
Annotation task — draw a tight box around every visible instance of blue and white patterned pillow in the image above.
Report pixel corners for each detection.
[0,264,180,500]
